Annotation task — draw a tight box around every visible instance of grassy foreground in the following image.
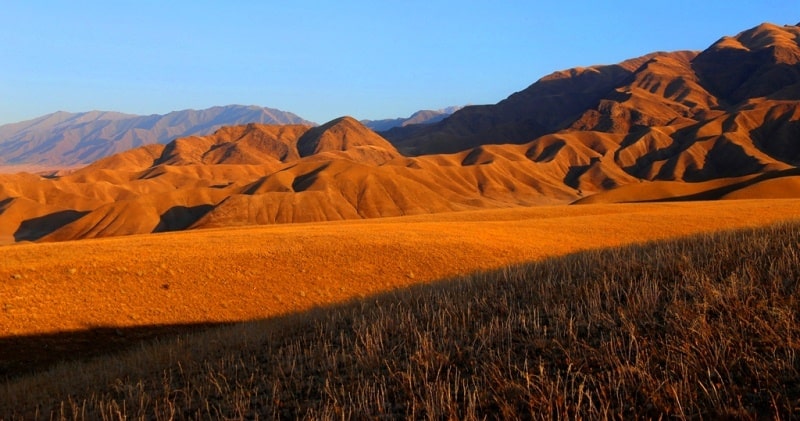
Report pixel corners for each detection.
[4,222,800,419]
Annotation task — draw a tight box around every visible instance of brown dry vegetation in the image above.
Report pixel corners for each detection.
[2,220,800,419]
[2,200,797,341]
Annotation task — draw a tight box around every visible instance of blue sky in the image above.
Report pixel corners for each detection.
[1,1,797,125]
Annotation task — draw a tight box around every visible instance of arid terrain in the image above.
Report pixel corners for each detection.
[2,21,800,419]
[1,199,798,375]
[2,213,800,419]
[2,23,800,244]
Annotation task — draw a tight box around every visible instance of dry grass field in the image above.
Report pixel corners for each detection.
[0,199,796,380]
[2,200,797,339]
[0,204,798,419]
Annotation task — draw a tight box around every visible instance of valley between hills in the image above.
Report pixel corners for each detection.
[2,21,800,419]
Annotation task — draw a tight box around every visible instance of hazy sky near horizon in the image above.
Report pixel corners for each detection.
[1,1,797,125]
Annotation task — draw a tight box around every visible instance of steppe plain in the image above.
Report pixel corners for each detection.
[1,199,797,377]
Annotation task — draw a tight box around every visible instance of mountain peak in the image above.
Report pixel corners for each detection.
[386,22,800,155]
[729,22,800,52]
[297,116,399,158]
[361,107,462,131]
[691,22,800,104]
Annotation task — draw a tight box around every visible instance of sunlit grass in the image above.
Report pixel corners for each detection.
[3,221,800,419]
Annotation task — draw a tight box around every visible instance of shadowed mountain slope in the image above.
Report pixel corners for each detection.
[382,54,662,155]
[386,23,800,158]
[692,23,800,105]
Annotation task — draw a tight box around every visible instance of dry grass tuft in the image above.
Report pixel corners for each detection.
[4,222,800,419]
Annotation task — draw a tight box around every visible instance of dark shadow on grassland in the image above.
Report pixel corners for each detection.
[3,221,800,418]
[0,214,766,379]
[14,210,90,242]
[0,214,721,382]
[0,258,538,382]
[0,323,228,380]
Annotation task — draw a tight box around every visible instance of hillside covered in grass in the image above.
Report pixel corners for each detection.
[4,221,800,419]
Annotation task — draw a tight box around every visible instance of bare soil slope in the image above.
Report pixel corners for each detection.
[0,117,584,243]
[2,106,799,242]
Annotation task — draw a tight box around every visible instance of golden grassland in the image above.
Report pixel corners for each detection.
[2,216,800,418]
[0,199,798,383]
[2,200,798,339]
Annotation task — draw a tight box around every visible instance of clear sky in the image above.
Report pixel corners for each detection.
[1,1,797,125]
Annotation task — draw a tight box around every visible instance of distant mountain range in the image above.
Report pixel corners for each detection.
[0,105,466,169]
[0,105,314,168]
[361,106,462,132]
[2,22,800,243]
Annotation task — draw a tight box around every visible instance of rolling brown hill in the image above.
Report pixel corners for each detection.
[2,22,800,243]
[0,116,581,243]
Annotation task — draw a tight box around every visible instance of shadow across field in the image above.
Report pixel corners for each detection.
[4,222,800,419]
[0,323,227,380]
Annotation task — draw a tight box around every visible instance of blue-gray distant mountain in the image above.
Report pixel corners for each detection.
[361,106,462,132]
[0,105,314,167]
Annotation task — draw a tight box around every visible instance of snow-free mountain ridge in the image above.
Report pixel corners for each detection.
[361,106,463,132]
[2,22,800,244]
[0,105,313,167]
